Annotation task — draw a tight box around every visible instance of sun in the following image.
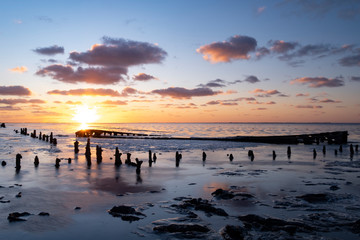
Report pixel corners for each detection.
[72,104,99,129]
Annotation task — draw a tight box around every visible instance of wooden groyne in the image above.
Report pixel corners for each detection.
[75,129,348,144]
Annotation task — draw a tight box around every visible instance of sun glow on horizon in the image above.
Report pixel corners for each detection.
[72,104,99,129]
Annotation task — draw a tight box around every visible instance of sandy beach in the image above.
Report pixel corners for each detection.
[0,123,360,239]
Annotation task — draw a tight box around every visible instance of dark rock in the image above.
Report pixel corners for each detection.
[153,223,210,233]
[120,215,141,222]
[296,193,329,203]
[351,219,360,233]
[1,161,6,166]
[1,200,10,203]
[184,198,228,216]
[329,185,340,191]
[211,189,235,199]
[38,212,50,216]
[220,225,247,240]
[74,206,81,210]
[15,192,22,198]
[238,214,313,233]
[8,212,31,222]
[108,205,145,220]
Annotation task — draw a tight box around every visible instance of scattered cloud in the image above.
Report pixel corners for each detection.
[132,73,157,81]
[37,16,53,22]
[296,93,310,97]
[339,53,360,67]
[350,76,360,81]
[0,106,21,111]
[269,40,299,54]
[250,88,284,97]
[69,36,167,67]
[295,105,323,109]
[33,45,64,55]
[14,19,22,24]
[152,87,221,99]
[9,66,28,73]
[198,79,227,88]
[319,98,342,103]
[255,47,271,59]
[120,87,139,96]
[0,86,31,96]
[36,64,127,84]
[244,75,261,84]
[197,35,257,63]
[47,88,121,97]
[101,100,128,105]
[257,6,266,15]
[291,77,345,88]
[65,101,82,105]
[278,0,360,20]
[0,98,46,105]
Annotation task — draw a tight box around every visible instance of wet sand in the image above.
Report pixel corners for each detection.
[0,125,360,239]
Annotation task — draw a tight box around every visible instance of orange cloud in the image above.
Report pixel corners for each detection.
[9,66,28,73]
[290,77,344,88]
[197,35,257,63]
[47,88,121,97]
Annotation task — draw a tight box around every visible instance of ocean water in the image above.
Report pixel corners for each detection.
[0,123,360,239]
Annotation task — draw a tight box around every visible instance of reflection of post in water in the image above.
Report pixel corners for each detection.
[136,173,143,184]
[135,158,143,174]
[153,153,157,163]
[202,151,206,161]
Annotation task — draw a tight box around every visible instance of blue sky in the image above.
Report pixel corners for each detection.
[0,0,359,123]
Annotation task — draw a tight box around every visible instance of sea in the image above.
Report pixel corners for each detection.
[0,122,360,239]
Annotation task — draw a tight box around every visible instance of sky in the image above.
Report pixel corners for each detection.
[0,0,360,123]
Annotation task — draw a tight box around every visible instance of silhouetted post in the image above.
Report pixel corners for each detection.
[335,149,338,156]
[135,158,143,174]
[339,145,343,153]
[153,153,157,163]
[15,153,22,170]
[52,138,57,145]
[85,138,91,166]
[322,146,326,155]
[126,153,131,164]
[149,150,152,162]
[202,151,206,161]
[34,156,39,167]
[50,132,53,143]
[39,132,42,140]
[85,138,91,157]
[114,147,122,166]
[350,144,354,157]
[229,153,234,161]
[96,145,103,163]
[313,149,317,159]
[175,151,181,167]
[272,150,277,160]
[68,158,72,164]
[55,158,60,168]
[42,134,46,141]
[74,140,79,154]
[32,130,36,138]
[248,150,254,161]
[287,146,291,159]
[45,135,49,142]
[1,161,6,166]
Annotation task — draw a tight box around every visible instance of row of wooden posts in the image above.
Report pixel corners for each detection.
[15,128,57,145]
[5,132,358,173]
